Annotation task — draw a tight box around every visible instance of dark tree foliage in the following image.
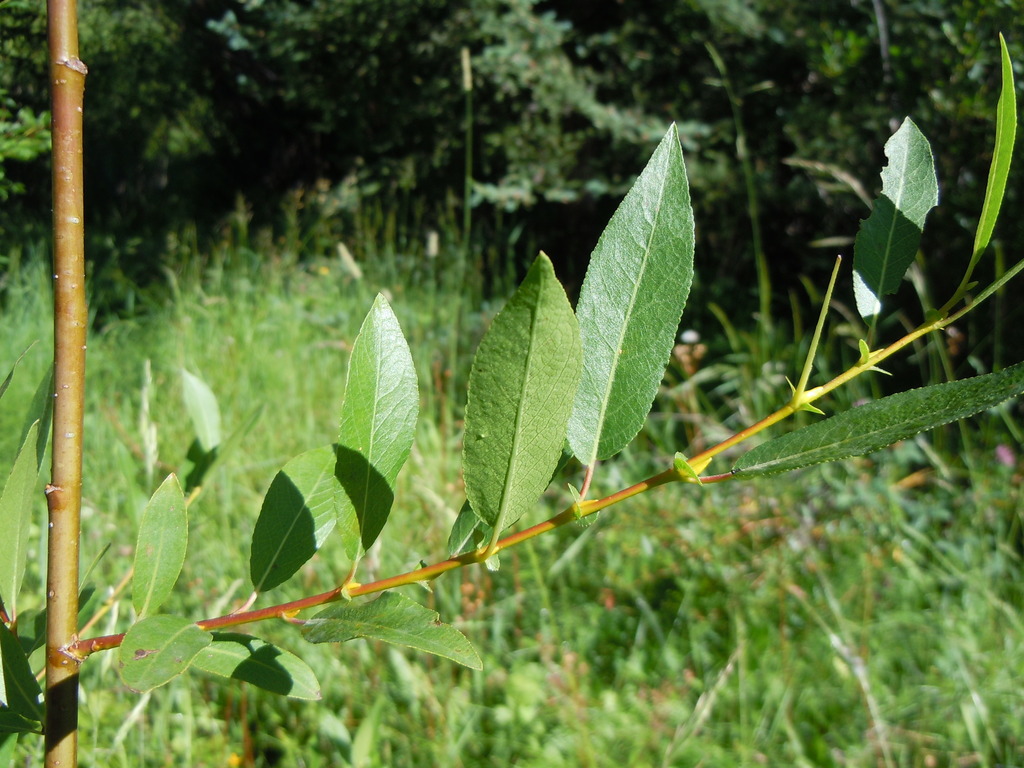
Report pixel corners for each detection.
[0,0,1020,346]
[540,0,1021,302]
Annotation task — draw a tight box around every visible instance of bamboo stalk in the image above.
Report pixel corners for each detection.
[45,0,87,765]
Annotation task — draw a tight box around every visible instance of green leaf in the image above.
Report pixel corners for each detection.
[0,713,38,735]
[568,123,695,465]
[182,439,215,494]
[0,732,20,760]
[183,404,262,494]
[119,615,212,693]
[568,482,599,529]
[250,445,348,593]
[337,294,419,552]
[673,453,703,485]
[132,474,187,618]
[19,370,52,473]
[0,368,11,406]
[181,369,222,451]
[857,339,871,366]
[0,347,33,407]
[302,592,482,670]
[0,622,42,726]
[732,360,1024,477]
[450,447,574,555]
[463,253,581,538]
[445,504,502,569]
[192,633,321,700]
[971,34,1016,266]
[853,118,938,318]
[447,500,486,556]
[0,422,40,619]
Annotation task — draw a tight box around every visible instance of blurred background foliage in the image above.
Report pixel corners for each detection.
[1,0,1021,335]
[2,4,1024,764]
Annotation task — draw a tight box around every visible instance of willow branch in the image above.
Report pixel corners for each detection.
[69,268,1020,662]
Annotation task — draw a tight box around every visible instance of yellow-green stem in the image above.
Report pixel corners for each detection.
[46,0,87,765]
[792,255,842,402]
[689,313,953,471]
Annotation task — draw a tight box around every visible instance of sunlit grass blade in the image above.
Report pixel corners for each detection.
[853,118,938,318]
[336,293,419,552]
[964,255,1024,310]
[568,123,695,466]
[302,592,482,670]
[119,615,212,693]
[192,633,321,700]
[0,422,40,620]
[732,360,1024,476]
[132,474,187,618]
[462,253,581,543]
[250,445,348,593]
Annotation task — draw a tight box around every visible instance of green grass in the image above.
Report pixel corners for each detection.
[1,223,1023,767]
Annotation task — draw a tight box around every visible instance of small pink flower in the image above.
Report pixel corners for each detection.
[995,444,1016,468]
